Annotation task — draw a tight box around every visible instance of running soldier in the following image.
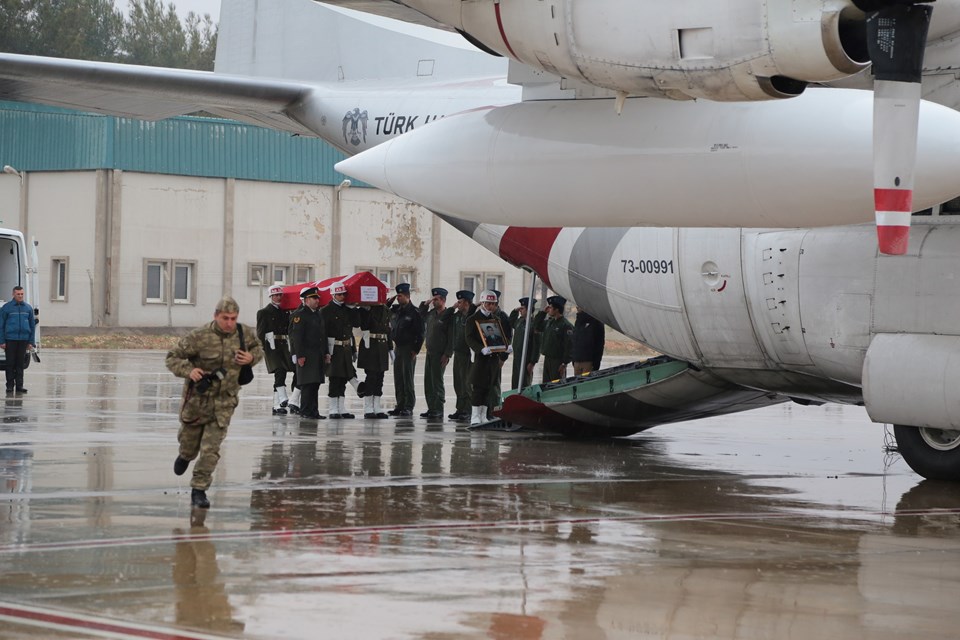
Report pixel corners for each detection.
[168,296,263,509]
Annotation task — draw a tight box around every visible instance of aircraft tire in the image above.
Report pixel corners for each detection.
[894,424,960,482]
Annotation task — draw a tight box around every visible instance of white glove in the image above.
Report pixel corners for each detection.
[362,330,371,348]
[481,347,492,356]
[266,332,276,350]
[506,345,514,354]
[291,354,297,364]
[389,350,395,363]
[327,337,336,353]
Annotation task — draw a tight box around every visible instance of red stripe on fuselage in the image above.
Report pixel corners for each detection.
[494,1,519,58]
[874,188,913,212]
[499,227,562,289]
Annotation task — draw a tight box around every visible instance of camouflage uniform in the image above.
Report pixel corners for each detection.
[166,321,263,490]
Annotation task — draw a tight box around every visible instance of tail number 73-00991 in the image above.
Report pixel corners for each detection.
[621,259,674,275]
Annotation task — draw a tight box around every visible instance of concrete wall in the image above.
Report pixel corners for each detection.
[0,170,526,328]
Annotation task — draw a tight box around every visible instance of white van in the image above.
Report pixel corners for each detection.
[0,228,39,371]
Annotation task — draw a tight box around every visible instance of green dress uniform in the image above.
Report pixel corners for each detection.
[166,321,264,491]
[390,300,424,415]
[419,302,455,417]
[509,309,542,389]
[451,303,476,419]
[540,314,574,384]
[288,304,327,418]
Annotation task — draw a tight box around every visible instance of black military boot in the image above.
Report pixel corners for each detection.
[173,456,189,476]
[191,488,210,509]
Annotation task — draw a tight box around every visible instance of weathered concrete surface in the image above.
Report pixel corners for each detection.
[0,351,958,639]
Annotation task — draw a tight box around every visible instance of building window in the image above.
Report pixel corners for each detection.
[294,264,315,283]
[249,262,314,286]
[357,266,417,292]
[144,259,168,304]
[144,259,196,305]
[173,260,196,304]
[50,257,68,302]
[248,263,268,287]
[462,271,503,295]
[272,264,291,284]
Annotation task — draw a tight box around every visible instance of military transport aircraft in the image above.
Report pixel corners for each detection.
[2,0,960,480]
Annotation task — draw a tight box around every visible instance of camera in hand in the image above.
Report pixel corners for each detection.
[194,368,227,393]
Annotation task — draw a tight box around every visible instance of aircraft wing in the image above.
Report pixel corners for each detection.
[0,53,316,136]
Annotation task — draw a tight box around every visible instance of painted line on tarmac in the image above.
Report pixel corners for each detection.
[3,507,959,554]
[0,601,229,640]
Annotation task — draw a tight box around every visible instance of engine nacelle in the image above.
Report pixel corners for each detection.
[402,0,870,100]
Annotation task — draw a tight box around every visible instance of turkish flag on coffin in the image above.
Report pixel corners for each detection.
[278,272,390,310]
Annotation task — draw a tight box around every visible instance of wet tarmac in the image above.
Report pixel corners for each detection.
[1,350,959,639]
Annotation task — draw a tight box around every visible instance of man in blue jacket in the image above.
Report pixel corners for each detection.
[0,286,36,394]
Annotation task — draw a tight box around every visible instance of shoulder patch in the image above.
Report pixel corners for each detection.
[293,316,301,323]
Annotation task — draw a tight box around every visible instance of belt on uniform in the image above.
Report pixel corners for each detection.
[332,339,351,346]
[370,333,388,340]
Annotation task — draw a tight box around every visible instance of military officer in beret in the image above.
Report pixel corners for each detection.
[508,297,542,389]
[357,298,392,419]
[449,290,476,421]
[322,281,360,419]
[418,286,455,419]
[388,282,424,417]
[288,286,327,419]
[257,283,295,415]
[539,295,573,384]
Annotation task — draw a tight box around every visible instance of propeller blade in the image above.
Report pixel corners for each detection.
[864,2,933,255]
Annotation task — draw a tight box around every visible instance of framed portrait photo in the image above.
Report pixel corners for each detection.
[477,319,507,352]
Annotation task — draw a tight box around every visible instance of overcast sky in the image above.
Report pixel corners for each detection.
[113,0,222,21]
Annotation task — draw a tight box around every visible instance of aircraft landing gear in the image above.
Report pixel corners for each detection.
[894,424,960,482]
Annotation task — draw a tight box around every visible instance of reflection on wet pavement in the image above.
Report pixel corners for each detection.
[0,351,958,638]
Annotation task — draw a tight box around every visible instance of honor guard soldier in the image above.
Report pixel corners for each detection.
[509,297,542,389]
[449,290,476,421]
[288,286,327,419]
[388,282,424,417]
[540,295,573,384]
[357,300,392,419]
[257,283,295,415]
[322,281,360,419]
[167,296,263,509]
[418,287,455,419]
[465,290,512,426]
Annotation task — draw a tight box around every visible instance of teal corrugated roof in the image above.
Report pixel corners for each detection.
[0,100,356,186]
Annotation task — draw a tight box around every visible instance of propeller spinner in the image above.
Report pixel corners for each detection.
[858,0,935,255]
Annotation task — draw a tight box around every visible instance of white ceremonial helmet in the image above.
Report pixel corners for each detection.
[478,290,498,304]
[331,282,348,295]
[268,283,284,297]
